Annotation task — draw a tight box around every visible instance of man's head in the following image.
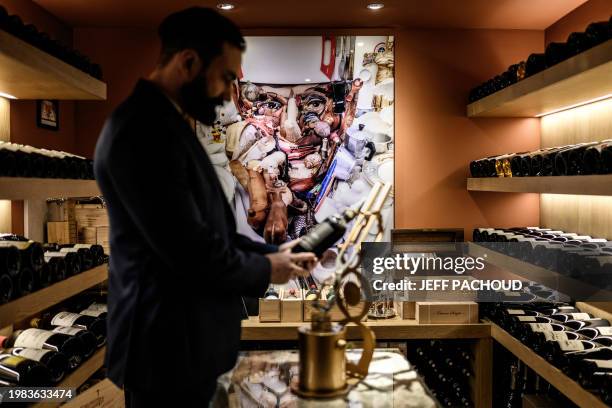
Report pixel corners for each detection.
[154,7,244,125]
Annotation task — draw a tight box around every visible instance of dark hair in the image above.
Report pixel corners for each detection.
[158,7,245,66]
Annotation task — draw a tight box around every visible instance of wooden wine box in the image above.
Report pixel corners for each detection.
[415,301,479,324]
[75,204,109,227]
[96,226,110,255]
[61,378,125,408]
[47,199,76,222]
[280,288,303,322]
[259,297,281,322]
[394,301,416,319]
[47,221,77,244]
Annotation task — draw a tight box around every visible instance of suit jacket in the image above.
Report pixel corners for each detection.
[94,79,273,391]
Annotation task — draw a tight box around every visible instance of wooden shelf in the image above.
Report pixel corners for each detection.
[467,40,612,117]
[32,347,106,408]
[0,177,100,200]
[0,30,106,100]
[468,242,612,301]
[241,316,491,341]
[61,378,124,408]
[467,175,612,196]
[0,264,108,328]
[490,322,607,408]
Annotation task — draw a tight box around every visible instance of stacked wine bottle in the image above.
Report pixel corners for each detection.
[468,17,611,102]
[470,139,612,178]
[483,302,612,405]
[0,6,103,79]
[0,141,95,179]
[473,227,612,287]
[0,233,107,304]
[0,300,107,386]
[408,340,474,408]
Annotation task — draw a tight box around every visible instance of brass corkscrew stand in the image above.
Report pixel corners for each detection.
[292,181,392,399]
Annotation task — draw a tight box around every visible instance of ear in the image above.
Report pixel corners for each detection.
[179,49,202,81]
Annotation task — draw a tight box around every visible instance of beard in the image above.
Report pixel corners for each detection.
[180,72,224,126]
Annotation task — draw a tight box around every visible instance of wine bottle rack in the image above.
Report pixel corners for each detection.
[467,175,612,196]
[31,347,106,408]
[467,39,612,117]
[490,322,608,408]
[0,264,107,328]
[0,177,100,200]
[468,242,612,301]
[0,30,106,100]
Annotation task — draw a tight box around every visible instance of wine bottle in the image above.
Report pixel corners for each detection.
[293,209,357,257]
[12,328,84,368]
[545,42,570,67]
[0,245,20,277]
[33,262,52,289]
[31,316,98,357]
[567,31,592,56]
[70,244,105,266]
[577,326,612,340]
[48,312,106,347]
[0,270,12,304]
[550,312,594,323]
[44,251,81,276]
[8,347,69,383]
[0,353,51,386]
[45,256,67,283]
[563,318,610,331]
[59,247,93,271]
[541,339,599,363]
[525,53,546,77]
[554,142,600,176]
[560,347,612,374]
[582,140,612,175]
[503,364,521,408]
[305,285,319,300]
[585,21,612,47]
[0,236,44,271]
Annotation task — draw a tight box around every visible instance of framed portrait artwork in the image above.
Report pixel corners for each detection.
[37,99,59,131]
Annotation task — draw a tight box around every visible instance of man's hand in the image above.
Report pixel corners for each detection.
[266,240,317,284]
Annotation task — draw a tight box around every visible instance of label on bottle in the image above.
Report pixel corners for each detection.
[0,241,31,250]
[529,323,553,332]
[544,332,570,341]
[59,248,79,254]
[85,303,107,313]
[14,328,55,349]
[597,327,612,336]
[518,316,537,322]
[80,309,104,318]
[585,359,612,369]
[506,309,524,315]
[569,313,591,320]
[0,355,26,367]
[73,244,93,250]
[503,292,521,297]
[52,326,83,336]
[17,348,51,362]
[51,312,81,327]
[558,340,585,351]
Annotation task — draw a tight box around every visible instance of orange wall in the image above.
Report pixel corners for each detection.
[545,0,612,44]
[394,28,541,235]
[72,27,542,237]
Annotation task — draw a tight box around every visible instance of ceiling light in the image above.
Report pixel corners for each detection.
[0,91,16,100]
[367,3,384,10]
[357,42,364,47]
[535,93,612,117]
[304,78,311,82]
[217,3,235,11]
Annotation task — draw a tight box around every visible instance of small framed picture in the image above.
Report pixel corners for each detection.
[37,100,59,131]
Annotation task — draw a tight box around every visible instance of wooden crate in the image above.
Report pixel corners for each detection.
[416,301,479,324]
[47,200,76,222]
[259,298,281,322]
[280,288,303,322]
[61,378,124,408]
[79,226,97,244]
[75,204,108,227]
[96,226,110,255]
[394,301,416,319]
[47,221,77,245]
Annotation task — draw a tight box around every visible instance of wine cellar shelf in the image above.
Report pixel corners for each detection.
[0,177,100,200]
[241,317,491,341]
[467,175,612,196]
[0,265,108,328]
[466,39,612,117]
[468,242,612,301]
[31,347,106,408]
[490,322,607,408]
[0,30,106,100]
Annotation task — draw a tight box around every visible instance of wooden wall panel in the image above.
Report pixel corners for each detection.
[540,98,612,238]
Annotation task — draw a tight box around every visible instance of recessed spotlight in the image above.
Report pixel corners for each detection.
[0,91,17,99]
[357,42,364,47]
[304,78,311,82]
[367,3,384,10]
[217,3,235,11]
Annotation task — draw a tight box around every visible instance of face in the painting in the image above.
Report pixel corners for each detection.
[181,42,242,125]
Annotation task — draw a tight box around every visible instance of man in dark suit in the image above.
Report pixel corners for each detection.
[94,8,316,407]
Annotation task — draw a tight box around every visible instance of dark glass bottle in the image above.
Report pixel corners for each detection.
[8,347,69,383]
[0,237,44,272]
[0,353,51,386]
[31,316,98,358]
[545,42,570,67]
[44,251,81,276]
[0,270,12,304]
[525,53,546,77]
[293,209,357,257]
[12,328,84,369]
[48,311,105,347]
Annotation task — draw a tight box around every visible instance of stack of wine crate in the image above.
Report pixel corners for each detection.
[47,200,109,254]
